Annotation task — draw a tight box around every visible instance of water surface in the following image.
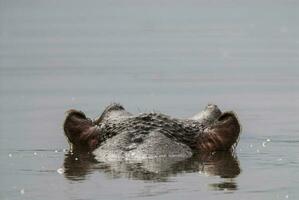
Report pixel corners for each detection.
[0,0,298,199]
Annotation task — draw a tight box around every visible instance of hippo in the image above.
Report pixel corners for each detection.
[63,103,240,161]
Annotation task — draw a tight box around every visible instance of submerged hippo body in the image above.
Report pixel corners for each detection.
[63,103,240,161]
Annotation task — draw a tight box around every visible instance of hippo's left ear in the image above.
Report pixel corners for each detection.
[63,110,99,152]
[197,112,241,152]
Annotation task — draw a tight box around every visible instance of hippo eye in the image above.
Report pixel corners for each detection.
[132,137,143,143]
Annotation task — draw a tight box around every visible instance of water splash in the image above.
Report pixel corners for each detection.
[57,168,65,174]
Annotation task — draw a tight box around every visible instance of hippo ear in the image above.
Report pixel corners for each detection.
[197,112,241,151]
[93,103,130,125]
[63,110,99,151]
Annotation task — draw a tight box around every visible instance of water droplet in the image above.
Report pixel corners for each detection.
[54,150,58,153]
[33,152,37,156]
[250,144,253,148]
[262,142,267,147]
[277,158,283,161]
[266,138,271,142]
[285,194,289,199]
[75,157,78,161]
[8,153,12,157]
[57,168,65,174]
[20,189,25,195]
[256,149,260,153]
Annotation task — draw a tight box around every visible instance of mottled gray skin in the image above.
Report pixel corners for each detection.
[190,104,222,124]
[64,103,240,162]
[92,104,222,161]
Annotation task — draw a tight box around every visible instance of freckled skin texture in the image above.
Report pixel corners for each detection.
[63,103,240,160]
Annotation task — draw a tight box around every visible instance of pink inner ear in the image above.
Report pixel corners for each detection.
[88,138,99,150]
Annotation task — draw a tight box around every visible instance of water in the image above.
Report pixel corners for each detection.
[0,0,298,199]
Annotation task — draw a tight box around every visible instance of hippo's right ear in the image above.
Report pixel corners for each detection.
[63,110,99,152]
[197,112,241,152]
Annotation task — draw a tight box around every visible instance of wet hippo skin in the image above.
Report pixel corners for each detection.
[63,103,240,161]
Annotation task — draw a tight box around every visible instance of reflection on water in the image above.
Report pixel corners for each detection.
[63,151,240,190]
[1,0,298,199]
[209,182,238,191]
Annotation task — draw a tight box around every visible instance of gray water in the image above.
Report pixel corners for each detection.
[0,0,299,199]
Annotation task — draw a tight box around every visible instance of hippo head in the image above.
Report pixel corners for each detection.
[63,104,240,154]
